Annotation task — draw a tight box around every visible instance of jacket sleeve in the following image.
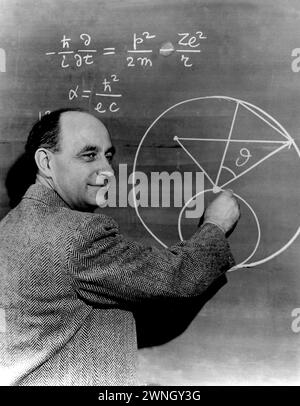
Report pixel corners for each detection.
[67,214,235,307]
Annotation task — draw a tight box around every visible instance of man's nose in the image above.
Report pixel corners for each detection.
[95,169,114,186]
[103,164,114,176]
[96,164,115,179]
[98,160,114,175]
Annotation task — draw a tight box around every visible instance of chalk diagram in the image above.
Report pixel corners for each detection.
[133,96,300,271]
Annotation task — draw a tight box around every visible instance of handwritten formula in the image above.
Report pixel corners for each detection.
[68,74,122,114]
[45,30,207,69]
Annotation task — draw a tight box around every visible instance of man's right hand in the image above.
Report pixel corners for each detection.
[203,189,240,236]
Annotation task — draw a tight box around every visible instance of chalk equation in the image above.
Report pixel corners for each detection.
[39,73,122,118]
[68,74,122,114]
[38,110,51,120]
[45,30,207,69]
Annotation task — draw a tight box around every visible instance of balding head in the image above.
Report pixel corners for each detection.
[31,108,115,211]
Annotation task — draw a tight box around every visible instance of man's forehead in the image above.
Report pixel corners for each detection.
[59,111,111,149]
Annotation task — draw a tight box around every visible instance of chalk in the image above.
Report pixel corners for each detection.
[212,186,221,193]
[159,41,175,56]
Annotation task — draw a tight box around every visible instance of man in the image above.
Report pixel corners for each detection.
[0,109,240,386]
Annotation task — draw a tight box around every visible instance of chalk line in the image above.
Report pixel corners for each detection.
[240,102,290,141]
[215,102,240,186]
[222,165,237,179]
[174,136,216,188]
[176,137,287,144]
[220,141,291,189]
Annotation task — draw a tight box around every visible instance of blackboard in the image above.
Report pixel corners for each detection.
[1,0,300,385]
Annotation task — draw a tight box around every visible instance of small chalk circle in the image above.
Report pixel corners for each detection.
[213,186,221,194]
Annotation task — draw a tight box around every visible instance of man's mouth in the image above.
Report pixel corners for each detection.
[89,183,108,188]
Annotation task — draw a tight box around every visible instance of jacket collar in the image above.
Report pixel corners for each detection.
[22,183,70,209]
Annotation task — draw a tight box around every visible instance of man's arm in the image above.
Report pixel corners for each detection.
[68,217,234,307]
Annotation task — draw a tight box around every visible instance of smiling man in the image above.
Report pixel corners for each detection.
[33,109,115,211]
[0,108,239,386]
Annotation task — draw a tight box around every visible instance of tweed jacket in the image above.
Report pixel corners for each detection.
[0,183,234,386]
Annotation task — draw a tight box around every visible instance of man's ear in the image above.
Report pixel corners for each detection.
[34,148,53,178]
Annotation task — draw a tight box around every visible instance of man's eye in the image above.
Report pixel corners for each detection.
[106,154,113,163]
[82,153,97,161]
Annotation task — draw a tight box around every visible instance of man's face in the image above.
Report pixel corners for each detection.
[49,111,115,211]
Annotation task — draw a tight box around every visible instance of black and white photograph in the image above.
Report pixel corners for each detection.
[0,0,299,395]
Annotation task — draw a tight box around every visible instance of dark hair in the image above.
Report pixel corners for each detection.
[25,108,84,159]
[5,108,84,208]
